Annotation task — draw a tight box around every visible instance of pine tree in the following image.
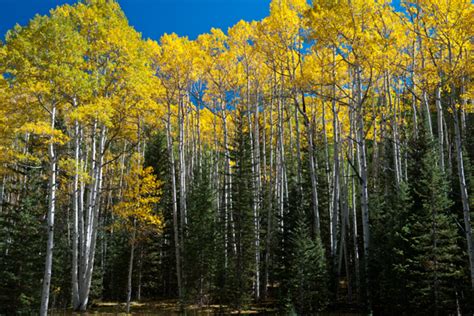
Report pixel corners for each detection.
[400,135,463,314]
[370,136,414,313]
[370,180,413,313]
[0,168,46,314]
[184,156,218,305]
[224,109,256,309]
[144,132,177,298]
[289,216,329,314]
[276,182,329,314]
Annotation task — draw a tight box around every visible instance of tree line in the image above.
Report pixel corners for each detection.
[0,0,472,314]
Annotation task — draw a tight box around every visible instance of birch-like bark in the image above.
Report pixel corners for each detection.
[137,248,143,301]
[435,85,445,172]
[195,95,203,175]
[0,176,4,214]
[276,78,283,232]
[251,84,262,301]
[355,66,370,304]
[212,101,220,214]
[178,93,187,237]
[78,126,106,311]
[263,86,274,300]
[221,97,236,257]
[348,100,360,299]
[72,115,80,308]
[386,72,401,186]
[294,101,303,197]
[166,101,183,299]
[126,219,137,314]
[321,95,334,251]
[40,103,57,316]
[297,91,320,236]
[417,14,434,140]
[340,147,353,301]
[411,41,419,137]
[76,121,97,312]
[126,133,143,313]
[331,63,340,258]
[452,106,474,288]
[443,117,453,179]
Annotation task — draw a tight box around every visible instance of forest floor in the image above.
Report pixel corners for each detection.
[52,299,279,315]
[50,300,364,315]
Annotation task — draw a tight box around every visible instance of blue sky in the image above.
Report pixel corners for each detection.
[0,0,271,41]
[0,0,403,42]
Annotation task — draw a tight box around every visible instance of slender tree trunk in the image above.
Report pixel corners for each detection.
[331,78,340,260]
[340,148,353,301]
[212,102,220,216]
[298,92,321,236]
[418,26,434,140]
[248,83,262,301]
[40,104,57,316]
[355,65,370,307]
[452,106,474,288]
[436,85,445,172]
[79,126,106,311]
[411,40,419,137]
[277,116,285,233]
[166,101,183,299]
[196,98,202,175]
[137,247,143,301]
[178,93,187,239]
[294,99,304,197]
[75,122,96,311]
[321,94,334,253]
[443,117,453,178]
[0,176,4,214]
[263,88,274,300]
[386,72,401,186]
[77,135,86,308]
[222,98,236,258]
[422,90,434,139]
[72,116,80,308]
[348,105,361,301]
[126,219,137,314]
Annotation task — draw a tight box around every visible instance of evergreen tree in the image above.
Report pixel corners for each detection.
[277,182,329,314]
[144,132,177,298]
[184,156,218,305]
[371,180,413,314]
[370,136,414,313]
[399,136,462,314]
[225,110,256,309]
[0,168,46,314]
[289,216,329,314]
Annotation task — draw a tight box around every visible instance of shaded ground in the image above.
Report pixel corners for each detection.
[50,300,280,315]
[49,300,365,315]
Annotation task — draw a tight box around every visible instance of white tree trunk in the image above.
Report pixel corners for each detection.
[72,116,80,308]
[126,219,137,314]
[40,104,57,316]
[452,107,474,288]
[178,93,187,281]
[297,91,320,236]
[435,85,445,171]
[166,101,183,299]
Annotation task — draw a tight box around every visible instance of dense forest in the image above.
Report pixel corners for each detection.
[0,0,473,314]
